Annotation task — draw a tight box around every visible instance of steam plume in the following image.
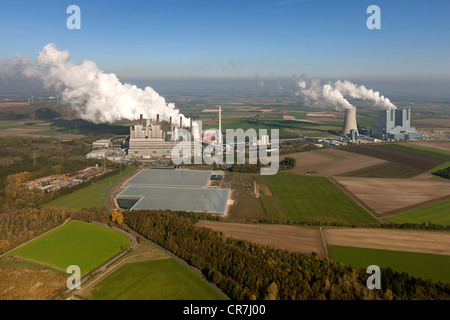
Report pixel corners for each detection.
[296,79,396,111]
[22,43,188,123]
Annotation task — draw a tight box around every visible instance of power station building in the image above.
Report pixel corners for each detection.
[371,108,421,141]
[127,114,194,159]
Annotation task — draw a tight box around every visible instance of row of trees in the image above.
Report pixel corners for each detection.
[124,210,450,300]
[433,166,450,179]
[242,218,450,231]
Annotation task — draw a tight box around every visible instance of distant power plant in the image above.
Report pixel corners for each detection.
[371,108,421,141]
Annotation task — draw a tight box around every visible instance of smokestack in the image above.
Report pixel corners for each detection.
[156,114,160,125]
[140,114,143,125]
[218,106,222,144]
[342,108,358,136]
[169,116,173,132]
[190,118,193,133]
[180,116,183,129]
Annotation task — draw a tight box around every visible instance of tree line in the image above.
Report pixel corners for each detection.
[433,166,450,179]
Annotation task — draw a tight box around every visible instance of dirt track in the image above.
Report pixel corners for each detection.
[323,228,450,256]
[333,176,450,216]
[197,221,325,257]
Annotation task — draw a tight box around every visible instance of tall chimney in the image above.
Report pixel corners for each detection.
[180,116,183,129]
[190,118,193,133]
[156,114,160,125]
[140,114,143,125]
[169,116,173,132]
[341,108,358,136]
[218,106,222,144]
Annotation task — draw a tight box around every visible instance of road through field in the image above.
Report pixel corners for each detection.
[197,221,325,257]
[323,228,450,256]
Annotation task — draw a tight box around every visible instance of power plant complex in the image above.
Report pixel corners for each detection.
[341,107,421,141]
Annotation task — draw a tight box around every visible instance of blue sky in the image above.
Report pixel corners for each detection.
[1,0,450,81]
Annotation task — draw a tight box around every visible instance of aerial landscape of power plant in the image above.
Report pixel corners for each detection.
[1,0,450,312]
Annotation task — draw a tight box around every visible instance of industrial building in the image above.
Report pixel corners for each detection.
[86,149,112,159]
[116,169,231,215]
[92,139,111,149]
[371,108,421,141]
[127,114,195,159]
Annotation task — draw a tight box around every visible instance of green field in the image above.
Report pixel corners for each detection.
[44,166,136,209]
[313,150,345,160]
[339,162,423,178]
[264,173,378,224]
[384,199,450,226]
[379,144,450,162]
[9,221,130,274]
[430,161,450,173]
[90,259,226,300]
[329,246,450,284]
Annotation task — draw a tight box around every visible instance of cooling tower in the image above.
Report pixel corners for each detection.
[341,108,358,136]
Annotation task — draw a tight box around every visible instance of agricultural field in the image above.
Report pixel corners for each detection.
[338,162,423,178]
[264,173,378,224]
[323,228,450,256]
[87,259,225,300]
[9,221,130,274]
[197,221,325,257]
[378,143,450,162]
[328,246,450,284]
[333,176,450,217]
[384,199,450,226]
[44,165,136,209]
[340,144,443,171]
[285,149,386,177]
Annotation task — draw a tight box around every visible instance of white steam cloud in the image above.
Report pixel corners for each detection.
[22,43,188,123]
[296,79,396,111]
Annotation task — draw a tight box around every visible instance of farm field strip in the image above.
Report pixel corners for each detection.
[265,173,378,224]
[378,144,450,162]
[338,161,423,178]
[384,198,450,226]
[339,145,443,171]
[333,176,450,216]
[328,246,450,284]
[323,228,450,256]
[197,221,325,257]
[286,149,386,177]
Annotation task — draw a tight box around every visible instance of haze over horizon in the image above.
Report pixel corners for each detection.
[1,0,450,100]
